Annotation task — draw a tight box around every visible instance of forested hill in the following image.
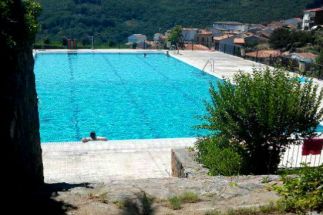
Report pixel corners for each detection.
[36,0,320,44]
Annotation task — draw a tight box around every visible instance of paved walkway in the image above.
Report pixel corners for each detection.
[42,138,196,183]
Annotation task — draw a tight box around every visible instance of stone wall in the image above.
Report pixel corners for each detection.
[171,148,208,178]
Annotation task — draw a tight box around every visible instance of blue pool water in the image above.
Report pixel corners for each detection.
[35,53,220,142]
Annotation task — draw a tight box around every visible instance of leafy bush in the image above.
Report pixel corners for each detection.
[198,67,323,174]
[196,137,243,176]
[274,164,323,213]
[168,196,181,210]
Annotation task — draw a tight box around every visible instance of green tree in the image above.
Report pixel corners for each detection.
[167,25,183,50]
[317,50,323,65]
[269,28,292,49]
[199,68,323,174]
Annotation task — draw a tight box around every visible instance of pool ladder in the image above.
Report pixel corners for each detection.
[202,58,215,73]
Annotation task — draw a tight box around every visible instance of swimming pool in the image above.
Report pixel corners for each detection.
[34,52,220,142]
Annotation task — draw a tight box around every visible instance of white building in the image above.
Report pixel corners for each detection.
[128,34,147,44]
[153,33,164,42]
[302,7,323,30]
[212,21,249,33]
[182,28,199,42]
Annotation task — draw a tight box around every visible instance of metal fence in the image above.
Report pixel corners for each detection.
[279,142,323,168]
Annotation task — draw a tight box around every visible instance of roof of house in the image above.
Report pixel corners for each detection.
[291,52,318,59]
[182,28,199,31]
[245,50,281,58]
[305,7,323,12]
[214,21,243,25]
[213,34,233,41]
[234,38,245,44]
[184,44,209,50]
[128,34,147,38]
[198,30,213,35]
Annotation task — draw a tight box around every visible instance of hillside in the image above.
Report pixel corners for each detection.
[36,0,319,45]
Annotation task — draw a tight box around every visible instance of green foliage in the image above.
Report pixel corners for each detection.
[199,67,323,174]
[274,164,323,213]
[121,191,155,215]
[196,137,243,176]
[168,196,181,210]
[167,192,199,210]
[269,28,314,50]
[0,0,40,50]
[167,25,183,49]
[317,50,323,65]
[205,202,285,215]
[178,192,199,203]
[35,0,316,44]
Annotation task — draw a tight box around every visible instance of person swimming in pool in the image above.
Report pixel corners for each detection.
[144,53,147,57]
[82,131,107,143]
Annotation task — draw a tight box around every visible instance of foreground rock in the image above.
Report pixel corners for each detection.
[51,175,280,214]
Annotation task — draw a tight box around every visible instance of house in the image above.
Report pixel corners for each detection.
[213,34,243,55]
[302,7,323,30]
[288,52,318,63]
[245,50,281,64]
[184,44,209,50]
[196,30,213,48]
[128,34,147,44]
[258,27,275,39]
[233,38,245,46]
[244,34,268,47]
[247,24,266,34]
[282,18,302,29]
[182,28,199,42]
[153,33,165,42]
[284,52,318,72]
[212,21,249,33]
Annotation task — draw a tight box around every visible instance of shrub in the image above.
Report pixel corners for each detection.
[168,196,181,210]
[198,67,323,174]
[274,164,323,213]
[179,192,199,203]
[196,137,243,176]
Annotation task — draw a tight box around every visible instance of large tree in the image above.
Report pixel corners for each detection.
[0,0,43,191]
[199,68,323,174]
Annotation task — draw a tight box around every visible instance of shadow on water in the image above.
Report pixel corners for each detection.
[5,182,92,215]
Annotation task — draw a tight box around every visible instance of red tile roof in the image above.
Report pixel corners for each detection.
[293,52,318,59]
[246,50,281,58]
[184,44,210,50]
[234,38,245,44]
[305,7,323,12]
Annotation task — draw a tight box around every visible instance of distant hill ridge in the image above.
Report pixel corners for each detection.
[36,0,318,44]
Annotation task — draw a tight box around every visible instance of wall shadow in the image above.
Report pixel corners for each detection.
[4,182,92,215]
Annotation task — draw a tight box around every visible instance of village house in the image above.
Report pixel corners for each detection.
[196,29,213,48]
[245,50,281,64]
[302,7,323,30]
[282,17,303,29]
[182,28,199,42]
[153,33,165,42]
[244,34,268,47]
[286,52,318,72]
[127,34,147,44]
[212,21,249,34]
[213,34,243,55]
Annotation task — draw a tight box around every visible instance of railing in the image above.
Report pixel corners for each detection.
[279,143,323,168]
[202,58,215,73]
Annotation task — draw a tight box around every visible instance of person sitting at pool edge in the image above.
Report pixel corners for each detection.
[82,131,108,143]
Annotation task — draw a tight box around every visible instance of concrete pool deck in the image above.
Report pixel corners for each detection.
[42,138,196,183]
[38,49,323,183]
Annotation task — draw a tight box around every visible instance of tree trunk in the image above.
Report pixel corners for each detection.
[1,0,44,193]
